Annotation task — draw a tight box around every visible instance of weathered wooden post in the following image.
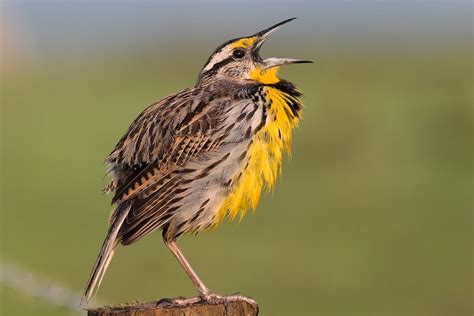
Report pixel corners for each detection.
[87,296,258,316]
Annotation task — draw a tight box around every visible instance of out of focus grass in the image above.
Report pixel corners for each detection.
[1,45,472,315]
[1,286,77,316]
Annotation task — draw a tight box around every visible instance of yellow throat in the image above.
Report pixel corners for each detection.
[214,70,301,225]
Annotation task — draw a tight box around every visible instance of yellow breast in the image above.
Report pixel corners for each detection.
[213,86,301,226]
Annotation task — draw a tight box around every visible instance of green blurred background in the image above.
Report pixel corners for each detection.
[1,1,472,315]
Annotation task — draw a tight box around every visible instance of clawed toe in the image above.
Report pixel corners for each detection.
[156,296,201,307]
[156,293,257,308]
[200,293,257,307]
[200,293,221,301]
[156,297,174,307]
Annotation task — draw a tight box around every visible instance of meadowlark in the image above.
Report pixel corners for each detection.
[83,18,312,305]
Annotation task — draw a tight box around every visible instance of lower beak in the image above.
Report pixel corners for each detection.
[252,18,313,70]
[261,57,313,70]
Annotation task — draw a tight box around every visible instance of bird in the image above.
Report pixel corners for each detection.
[82,17,312,306]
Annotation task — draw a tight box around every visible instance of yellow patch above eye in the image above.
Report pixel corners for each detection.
[231,37,256,48]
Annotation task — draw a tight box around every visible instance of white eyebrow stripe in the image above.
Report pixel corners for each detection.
[202,47,232,72]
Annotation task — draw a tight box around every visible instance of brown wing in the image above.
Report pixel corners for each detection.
[106,83,246,244]
[107,89,191,171]
[107,87,222,203]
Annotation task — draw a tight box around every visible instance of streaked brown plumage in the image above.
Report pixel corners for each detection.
[83,18,311,305]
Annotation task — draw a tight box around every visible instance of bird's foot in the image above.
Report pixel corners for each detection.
[156,293,257,308]
[156,296,201,307]
[201,292,257,307]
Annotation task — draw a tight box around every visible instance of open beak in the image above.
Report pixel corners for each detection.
[252,18,313,70]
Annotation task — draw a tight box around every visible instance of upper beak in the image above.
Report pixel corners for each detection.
[252,18,313,69]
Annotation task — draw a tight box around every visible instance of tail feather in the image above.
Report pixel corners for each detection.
[81,203,131,305]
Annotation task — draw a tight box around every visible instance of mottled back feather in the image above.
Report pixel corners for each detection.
[105,81,268,244]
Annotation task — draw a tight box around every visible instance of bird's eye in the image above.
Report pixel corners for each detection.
[232,49,245,59]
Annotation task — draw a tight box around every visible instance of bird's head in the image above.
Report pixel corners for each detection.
[198,18,312,85]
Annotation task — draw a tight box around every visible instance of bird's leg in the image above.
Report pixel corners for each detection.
[162,240,257,308]
[165,240,210,297]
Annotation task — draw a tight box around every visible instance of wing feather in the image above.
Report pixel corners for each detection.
[106,83,259,245]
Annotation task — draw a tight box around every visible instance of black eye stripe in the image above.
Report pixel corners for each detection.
[201,56,234,77]
[199,47,247,79]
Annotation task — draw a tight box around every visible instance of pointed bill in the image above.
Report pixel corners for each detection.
[253,18,297,53]
[254,17,297,40]
[261,57,313,70]
[251,18,314,68]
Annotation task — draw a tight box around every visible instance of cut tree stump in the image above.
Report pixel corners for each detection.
[87,296,258,316]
